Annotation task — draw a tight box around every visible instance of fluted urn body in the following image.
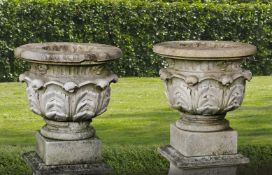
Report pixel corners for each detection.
[154,41,256,132]
[15,42,122,140]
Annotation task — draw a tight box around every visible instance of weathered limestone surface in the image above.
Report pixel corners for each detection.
[153,41,256,174]
[15,42,121,64]
[36,132,102,165]
[15,42,122,174]
[23,152,112,175]
[159,145,249,169]
[170,124,237,157]
[153,40,256,59]
[168,163,237,175]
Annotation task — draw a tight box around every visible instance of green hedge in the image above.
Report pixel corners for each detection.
[0,0,272,81]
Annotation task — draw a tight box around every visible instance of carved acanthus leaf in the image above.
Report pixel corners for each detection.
[96,87,111,115]
[26,85,41,115]
[20,73,117,93]
[168,78,192,112]
[163,76,247,115]
[73,90,98,121]
[161,67,252,86]
[195,81,223,115]
[42,90,69,121]
[223,80,245,112]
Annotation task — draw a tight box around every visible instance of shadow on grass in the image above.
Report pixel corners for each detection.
[0,145,272,175]
[238,145,272,175]
[239,128,272,137]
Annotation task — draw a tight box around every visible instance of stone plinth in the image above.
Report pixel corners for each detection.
[36,132,102,165]
[168,163,237,175]
[159,145,249,169]
[153,41,256,174]
[170,124,237,157]
[15,42,122,174]
[23,152,112,175]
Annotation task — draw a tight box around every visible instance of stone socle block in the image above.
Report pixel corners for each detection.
[23,152,112,175]
[168,163,237,175]
[170,124,237,157]
[159,145,249,169]
[36,132,102,165]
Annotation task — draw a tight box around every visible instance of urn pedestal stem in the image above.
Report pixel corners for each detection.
[15,42,122,175]
[153,41,257,175]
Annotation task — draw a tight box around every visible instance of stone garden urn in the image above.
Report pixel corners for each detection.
[15,42,122,175]
[153,41,256,175]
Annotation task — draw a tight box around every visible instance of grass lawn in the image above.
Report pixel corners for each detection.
[0,77,272,175]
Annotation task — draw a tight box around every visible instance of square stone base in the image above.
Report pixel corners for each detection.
[23,151,112,175]
[159,145,249,169]
[170,124,237,157]
[36,132,102,165]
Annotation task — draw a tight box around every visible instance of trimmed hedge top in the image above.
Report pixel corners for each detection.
[0,0,272,81]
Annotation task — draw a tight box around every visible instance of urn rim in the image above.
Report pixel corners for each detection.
[153,40,257,60]
[14,42,122,65]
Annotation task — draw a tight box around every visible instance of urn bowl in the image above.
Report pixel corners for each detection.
[153,41,256,132]
[15,42,122,140]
